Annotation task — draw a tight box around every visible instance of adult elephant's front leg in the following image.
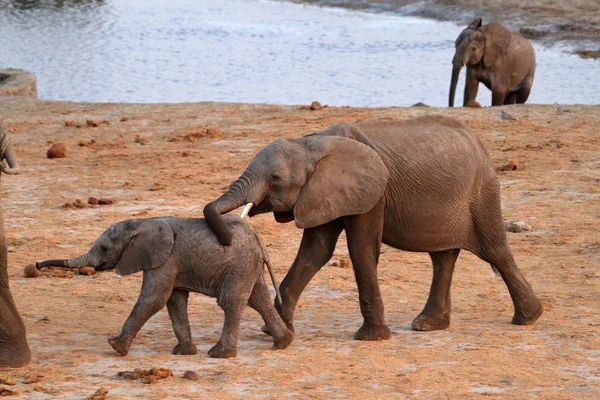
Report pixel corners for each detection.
[345,201,390,340]
[278,221,343,332]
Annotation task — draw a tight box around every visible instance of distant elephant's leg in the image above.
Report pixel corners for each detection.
[248,275,293,350]
[491,89,507,106]
[108,269,175,356]
[412,249,460,331]
[278,221,343,331]
[345,200,390,341]
[167,289,197,355]
[516,84,532,104]
[503,92,517,105]
[463,70,479,106]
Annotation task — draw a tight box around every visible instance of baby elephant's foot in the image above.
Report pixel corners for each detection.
[108,335,130,356]
[411,313,450,331]
[207,342,237,358]
[354,323,391,341]
[172,342,198,355]
[272,329,294,350]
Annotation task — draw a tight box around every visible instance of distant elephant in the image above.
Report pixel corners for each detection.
[204,116,543,341]
[37,215,293,358]
[449,18,536,107]
[0,119,30,368]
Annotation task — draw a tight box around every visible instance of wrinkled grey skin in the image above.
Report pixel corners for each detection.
[0,119,29,368]
[449,18,536,107]
[37,215,293,358]
[204,115,543,341]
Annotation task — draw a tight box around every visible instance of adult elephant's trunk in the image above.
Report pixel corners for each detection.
[204,175,258,246]
[0,120,19,175]
[449,65,462,107]
[36,252,94,270]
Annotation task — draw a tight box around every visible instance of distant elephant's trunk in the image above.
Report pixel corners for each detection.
[0,120,19,175]
[204,173,260,246]
[449,65,462,107]
[36,252,94,270]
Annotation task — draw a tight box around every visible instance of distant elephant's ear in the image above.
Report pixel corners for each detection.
[483,22,511,67]
[293,135,389,229]
[115,219,174,276]
[468,17,482,29]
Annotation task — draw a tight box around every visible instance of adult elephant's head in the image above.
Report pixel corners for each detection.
[204,125,389,245]
[448,18,510,107]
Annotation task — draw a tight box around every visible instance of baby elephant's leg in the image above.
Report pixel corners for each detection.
[208,297,246,358]
[249,275,294,350]
[167,289,197,355]
[108,269,175,356]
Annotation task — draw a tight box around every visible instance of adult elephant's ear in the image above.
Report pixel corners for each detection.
[483,22,510,67]
[293,135,389,229]
[115,219,174,276]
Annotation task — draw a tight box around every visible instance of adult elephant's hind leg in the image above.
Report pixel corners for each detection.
[278,222,343,332]
[345,202,391,341]
[412,249,460,331]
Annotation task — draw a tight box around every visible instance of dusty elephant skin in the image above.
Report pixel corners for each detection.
[449,18,536,107]
[0,119,30,368]
[205,115,543,340]
[37,215,293,358]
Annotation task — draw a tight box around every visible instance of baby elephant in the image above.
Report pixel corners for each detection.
[36,215,293,358]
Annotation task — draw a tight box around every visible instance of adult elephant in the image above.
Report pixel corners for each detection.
[449,18,535,107]
[0,119,30,367]
[204,116,543,341]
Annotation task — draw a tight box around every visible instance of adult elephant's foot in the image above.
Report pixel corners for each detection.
[207,342,237,358]
[272,329,294,350]
[108,335,130,356]
[354,323,391,341]
[411,313,450,331]
[511,298,543,325]
[261,320,295,336]
[171,342,198,355]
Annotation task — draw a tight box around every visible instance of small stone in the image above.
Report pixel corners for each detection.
[339,259,350,268]
[183,371,200,381]
[73,199,88,209]
[309,101,322,110]
[78,267,96,276]
[0,378,16,386]
[24,264,40,278]
[150,367,173,378]
[87,387,108,400]
[88,197,99,205]
[505,220,532,233]
[86,119,99,127]
[47,143,66,158]
[98,198,114,205]
[65,120,74,127]
[465,100,481,108]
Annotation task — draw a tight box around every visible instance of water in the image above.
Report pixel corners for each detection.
[0,0,598,106]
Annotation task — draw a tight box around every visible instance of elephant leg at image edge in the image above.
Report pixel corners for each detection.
[412,249,460,331]
[277,222,344,332]
[345,201,391,341]
[167,289,197,355]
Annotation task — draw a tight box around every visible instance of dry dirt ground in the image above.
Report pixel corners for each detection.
[0,97,598,399]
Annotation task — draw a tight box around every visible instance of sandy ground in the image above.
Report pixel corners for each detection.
[0,97,597,398]
[291,0,600,56]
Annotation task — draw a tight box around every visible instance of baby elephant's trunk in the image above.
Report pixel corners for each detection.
[36,253,93,270]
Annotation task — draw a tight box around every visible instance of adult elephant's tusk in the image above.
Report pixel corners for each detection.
[240,203,253,219]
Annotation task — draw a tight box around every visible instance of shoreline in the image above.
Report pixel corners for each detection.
[287,0,600,58]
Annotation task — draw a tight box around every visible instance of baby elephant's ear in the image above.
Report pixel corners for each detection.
[115,219,174,276]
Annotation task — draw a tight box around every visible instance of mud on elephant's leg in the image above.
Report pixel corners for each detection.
[412,249,460,331]
[167,289,197,355]
[345,202,391,341]
[277,222,343,332]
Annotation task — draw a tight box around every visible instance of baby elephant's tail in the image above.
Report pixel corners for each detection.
[253,232,282,305]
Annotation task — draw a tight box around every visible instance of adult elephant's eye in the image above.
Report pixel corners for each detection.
[271,173,282,181]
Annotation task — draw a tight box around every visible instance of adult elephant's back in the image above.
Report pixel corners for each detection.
[326,116,501,255]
